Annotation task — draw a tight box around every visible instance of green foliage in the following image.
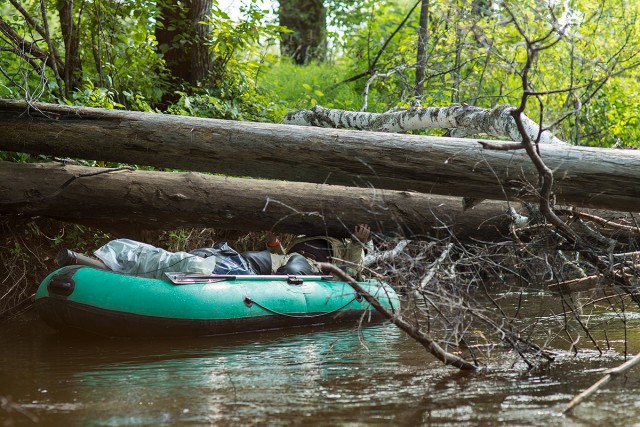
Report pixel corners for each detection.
[321,0,640,146]
[259,60,362,117]
[22,220,110,253]
[159,1,284,121]
[166,88,280,121]
[69,84,125,110]
[163,229,193,253]
[1,0,639,147]
[336,0,420,110]
[1,0,281,117]
[79,0,168,106]
[0,151,49,163]
[67,81,157,112]
[580,77,640,147]
[0,0,167,105]
[9,241,27,261]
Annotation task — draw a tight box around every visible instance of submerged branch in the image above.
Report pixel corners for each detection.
[319,262,479,371]
[564,351,640,414]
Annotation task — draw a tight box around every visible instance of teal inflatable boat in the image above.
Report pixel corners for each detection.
[35,266,400,338]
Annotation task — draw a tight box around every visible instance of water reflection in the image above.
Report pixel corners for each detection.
[2,302,640,426]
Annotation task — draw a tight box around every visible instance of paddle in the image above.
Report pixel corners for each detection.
[164,272,334,285]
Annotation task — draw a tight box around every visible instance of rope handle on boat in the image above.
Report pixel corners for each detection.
[243,293,364,319]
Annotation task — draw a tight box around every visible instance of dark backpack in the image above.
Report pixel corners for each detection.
[189,243,253,275]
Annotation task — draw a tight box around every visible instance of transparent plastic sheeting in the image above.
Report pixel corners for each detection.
[94,239,218,280]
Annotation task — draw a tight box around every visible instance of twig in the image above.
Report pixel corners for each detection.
[420,242,453,288]
[361,66,410,112]
[563,351,640,414]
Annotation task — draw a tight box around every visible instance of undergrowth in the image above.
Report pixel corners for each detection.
[259,61,365,116]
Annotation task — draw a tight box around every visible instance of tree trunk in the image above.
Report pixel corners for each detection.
[279,0,326,64]
[0,161,515,241]
[155,0,211,87]
[57,0,82,95]
[285,104,567,144]
[188,0,212,83]
[415,0,429,97]
[1,99,639,212]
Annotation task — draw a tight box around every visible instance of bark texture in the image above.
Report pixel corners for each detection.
[415,0,429,96]
[284,104,566,144]
[0,161,515,241]
[57,0,82,94]
[155,0,212,86]
[1,100,639,212]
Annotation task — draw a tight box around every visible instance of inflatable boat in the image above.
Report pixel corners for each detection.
[35,266,400,338]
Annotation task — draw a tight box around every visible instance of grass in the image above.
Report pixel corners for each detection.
[259,60,365,118]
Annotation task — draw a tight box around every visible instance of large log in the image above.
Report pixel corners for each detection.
[0,161,515,241]
[1,99,639,212]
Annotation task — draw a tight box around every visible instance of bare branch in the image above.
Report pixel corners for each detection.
[319,262,479,371]
[0,16,64,73]
[332,0,422,88]
[564,351,640,414]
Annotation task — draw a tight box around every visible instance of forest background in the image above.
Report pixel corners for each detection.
[2,0,639,147]
[2,0,640,372]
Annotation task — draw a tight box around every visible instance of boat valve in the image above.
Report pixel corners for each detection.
[48,269,77,297]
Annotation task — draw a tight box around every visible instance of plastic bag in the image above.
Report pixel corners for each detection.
[94,239,217,280]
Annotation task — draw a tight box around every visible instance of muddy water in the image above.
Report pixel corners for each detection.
[1,292,640,426]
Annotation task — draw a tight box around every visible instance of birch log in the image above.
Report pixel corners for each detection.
[1,99,639,212]
[284,104,567,145]
[0,161,515,241]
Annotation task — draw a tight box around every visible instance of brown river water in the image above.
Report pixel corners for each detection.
[1,290,640,426]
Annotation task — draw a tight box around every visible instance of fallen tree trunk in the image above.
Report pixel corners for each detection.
[0,161,516,241]
[284,104,566,144]
[1,99,639,212]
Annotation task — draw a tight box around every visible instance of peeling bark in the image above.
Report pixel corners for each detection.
[284,104,566,145]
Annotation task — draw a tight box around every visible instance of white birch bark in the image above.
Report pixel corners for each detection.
[284,104,567,145]
[363,240,411,267]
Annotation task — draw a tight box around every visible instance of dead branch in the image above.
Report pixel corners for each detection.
[363,240,411,267]
[556,208,640,235]
[318,262,479,371]
[547,275,600,294]
[420,242,453,288]
[563,351,640,414]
